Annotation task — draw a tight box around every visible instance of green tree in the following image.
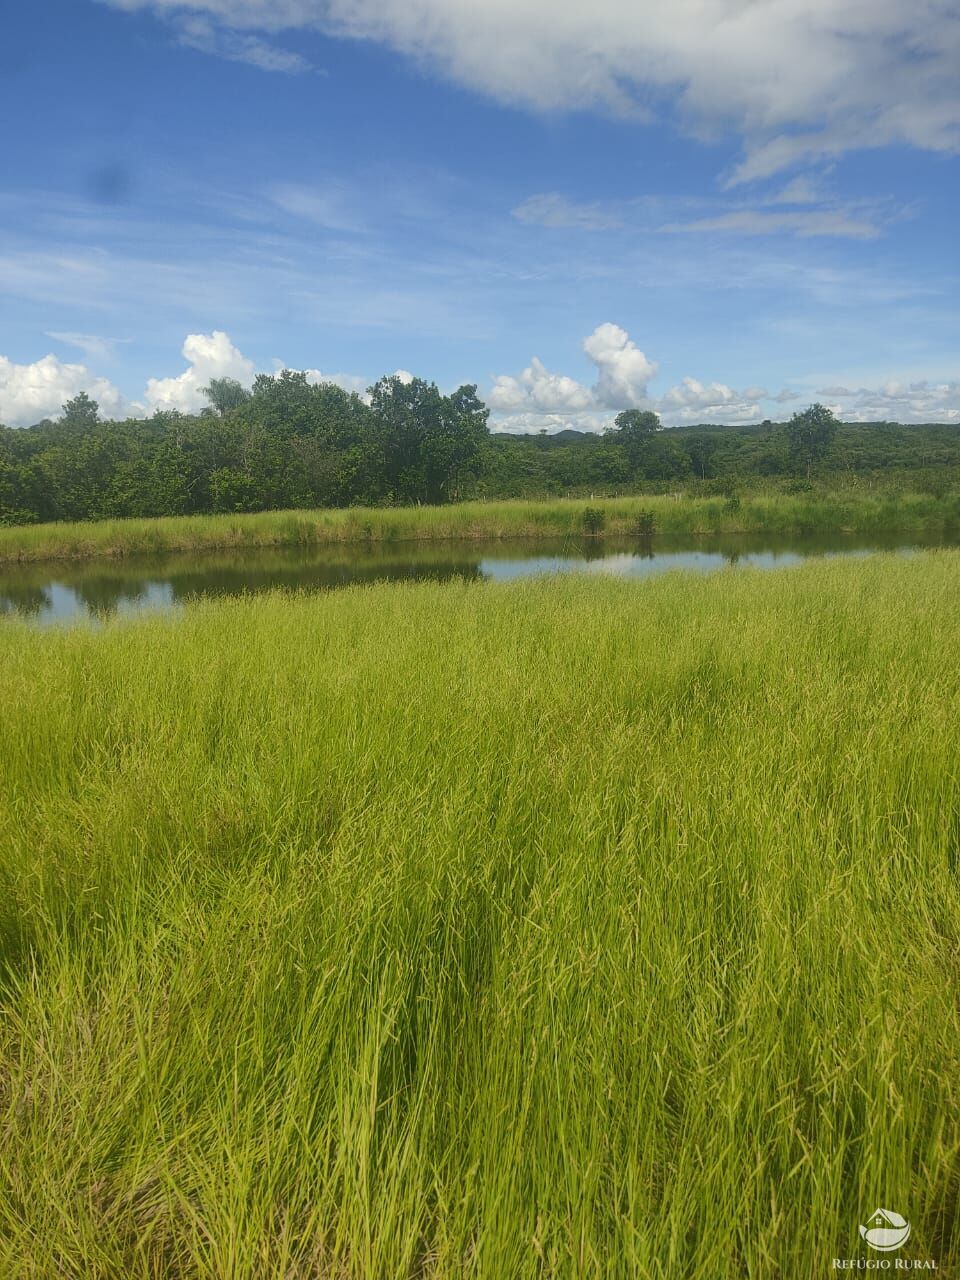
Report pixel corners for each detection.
[610,409,661,473]
[201,378,252,416]
[787,403,839,478]
[439,384,490,501]
[210,467,260,513]
[369,377,489,504]
[685,434,720,480]
[60,392,100,429]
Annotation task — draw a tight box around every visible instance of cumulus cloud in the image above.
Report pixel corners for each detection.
[0,354,128,427]
[301,368,369,394]
[6,327,958,435]
[489,410,612,435]
[585,324,659,408]
[817,381,960,423]
[490,323,657,417]
[659,378,741,410]
[0,331,376,426]
[269,358,368,395]
[99,0,960,178]
[144,331,256,414]
[487,327,815,430]
[655,377,769,424]
[489,359,596,414]
[298,366,412,395]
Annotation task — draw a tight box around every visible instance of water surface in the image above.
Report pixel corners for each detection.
[0,530,953,626]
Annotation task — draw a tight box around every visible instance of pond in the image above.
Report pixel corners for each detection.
[0,529,955,625]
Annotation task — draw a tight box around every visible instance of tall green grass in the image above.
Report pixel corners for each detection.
[1,555,959,1276]
[2,490,960,563]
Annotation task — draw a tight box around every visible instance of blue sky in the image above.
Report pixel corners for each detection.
[1,0,958,428]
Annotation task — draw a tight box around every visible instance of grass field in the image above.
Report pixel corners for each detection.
[1,554,959,1276]
[2,489,959,563]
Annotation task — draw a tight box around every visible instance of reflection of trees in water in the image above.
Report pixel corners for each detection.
[73,577,157,616]
[579,539,611,564]
[0,528,955,623]
[631,536,655,561]
[167,558,485,603]
[0,585,50,617]
[0,549,489,620]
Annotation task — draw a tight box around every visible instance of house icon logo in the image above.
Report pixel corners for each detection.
[859,1208,911,1252]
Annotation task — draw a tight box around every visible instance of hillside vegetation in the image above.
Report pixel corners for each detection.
[3,375,959,527]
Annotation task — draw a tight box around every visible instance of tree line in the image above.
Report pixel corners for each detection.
[0,373,488,525]
[1,375,958,525]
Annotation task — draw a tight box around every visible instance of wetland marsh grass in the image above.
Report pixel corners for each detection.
[1,554,959,1276]
[2,489,959,564]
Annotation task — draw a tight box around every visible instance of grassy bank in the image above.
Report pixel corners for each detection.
[2,489,960,563]
[2,555,960,1276]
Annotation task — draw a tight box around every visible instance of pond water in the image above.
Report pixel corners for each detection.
[0,530,954,626]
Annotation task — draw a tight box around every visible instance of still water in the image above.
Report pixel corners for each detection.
[0,530,954,626]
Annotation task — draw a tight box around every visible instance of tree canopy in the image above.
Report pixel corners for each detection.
[1,383,957,526]
[201,378,252,417]
[786,403,839,478]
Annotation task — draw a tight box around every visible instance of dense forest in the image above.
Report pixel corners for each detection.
[2,372,959,525]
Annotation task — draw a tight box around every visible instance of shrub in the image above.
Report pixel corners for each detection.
[633,510,656,539]
[582,506,606,535]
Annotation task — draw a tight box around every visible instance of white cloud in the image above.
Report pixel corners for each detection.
[489,410,612,435]
[585,324,659,409]
[509,187,895,242]
[99,0,960,178]
[765,176,827,206]
[300,366,412,395]
[45,332,131,362]
[6,327,958,435]
[270,183,364,232]
[1,330,402,427]
[490,358,596,414]
[0,354,128,427]
[144,330,256,414]
[175,15,313,72]
[655,377,768,424]
[271,359,369,395]
[821,381,960,423]
[490,323,657,417]
[302,368,369,394]
[512,194,624,231]
[659,377,737,410]
[487,328,819,429]
[660,209,881,240]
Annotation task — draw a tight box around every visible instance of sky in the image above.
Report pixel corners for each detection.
[0,0,958,431]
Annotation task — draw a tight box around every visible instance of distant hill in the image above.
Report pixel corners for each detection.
[492,421,959,443]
